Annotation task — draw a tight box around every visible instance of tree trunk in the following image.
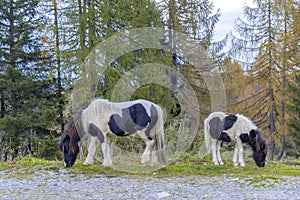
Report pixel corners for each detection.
[53,0,64,133]
[268,85,275,160]
[267,0,275,161]
[78,0,86,50]
[277,135,286,160]
[277,0,288,160]
[0,93,4,118]
[87,0,96,49]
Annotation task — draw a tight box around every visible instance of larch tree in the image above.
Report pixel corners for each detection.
[230,0,299,160]
[286,2,300,154]
[157,0,223,116]
[288,74,300,150]
[274,0,299,159]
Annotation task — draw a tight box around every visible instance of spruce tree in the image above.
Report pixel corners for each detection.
[0,0,57,159]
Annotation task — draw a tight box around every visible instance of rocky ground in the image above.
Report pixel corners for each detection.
[0,169,299,200]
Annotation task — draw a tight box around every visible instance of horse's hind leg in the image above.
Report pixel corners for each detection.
[211,139,219,165]
[150,140,160,166]
[102,142,113,166]
[137,131,151,165]
[141,141,151,165]
[83,136,97,165]
[216,140,224,165]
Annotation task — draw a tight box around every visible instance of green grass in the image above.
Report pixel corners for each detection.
[240,175,286,188]
[0,155,299,180]
[0,162,8,170]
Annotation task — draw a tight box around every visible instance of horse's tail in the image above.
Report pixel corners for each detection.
[204,117,212,153]
[154,106,166,164]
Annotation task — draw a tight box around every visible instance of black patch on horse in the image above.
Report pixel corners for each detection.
[88,123,105,143]
[219,132,231,142]
[223,114,238,130]
[108,115,129,136]
[209,117,223,140]
[108,103,151,136]
[128,103,151,129]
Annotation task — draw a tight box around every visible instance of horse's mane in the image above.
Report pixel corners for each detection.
[91,97,109,104]
[236,113,257,130]
[61,114,83,153]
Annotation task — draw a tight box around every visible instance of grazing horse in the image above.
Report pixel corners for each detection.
[60,98,166,167]
[204,112,267,167]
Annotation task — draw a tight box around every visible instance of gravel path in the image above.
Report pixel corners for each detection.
[0,169,299,200]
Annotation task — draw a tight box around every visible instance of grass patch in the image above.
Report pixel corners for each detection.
[0,155,299,180]
[240,175,285,188]
[0,162,9,170]
[0,157,61,179]
[154,160,300,178]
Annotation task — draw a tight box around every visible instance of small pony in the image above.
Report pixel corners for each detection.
[204,112,267,167]
[60,98,166,167]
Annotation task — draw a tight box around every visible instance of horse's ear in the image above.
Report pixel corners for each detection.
[260,143,265,152]
[63,135,70,144]
[261,140,268,154]
[250,129,257,138]
[255,137,266,152]
[59,135,70,151]
[264,143,268,155]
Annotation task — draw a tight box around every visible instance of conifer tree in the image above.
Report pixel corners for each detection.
[156,0,223,121]
[288,74,300,149]
[0,0,57,159]
[230,0,299,160]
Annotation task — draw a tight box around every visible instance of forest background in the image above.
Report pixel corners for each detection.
[0,0,299,162]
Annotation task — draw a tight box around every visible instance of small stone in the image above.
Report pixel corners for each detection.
[157,192,171,199]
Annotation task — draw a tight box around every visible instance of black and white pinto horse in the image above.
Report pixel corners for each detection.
[204,112,267,167]
[60,98,166,167]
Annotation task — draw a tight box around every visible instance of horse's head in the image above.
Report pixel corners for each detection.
[248,129,268,167]
[59,120,80,167]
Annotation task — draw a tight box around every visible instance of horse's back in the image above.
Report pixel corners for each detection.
[83,98,163,134]
[206,111,227,121]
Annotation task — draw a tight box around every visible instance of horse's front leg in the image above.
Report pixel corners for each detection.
[232,140,245,167]
[83,136,98,165]
[233,144,239,167]
[237,140,245,167]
